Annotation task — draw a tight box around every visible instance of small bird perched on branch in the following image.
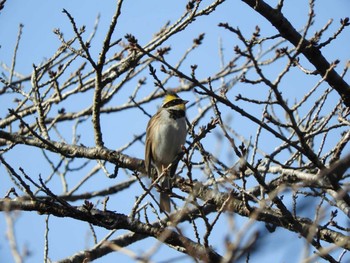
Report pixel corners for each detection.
[145,91,188,212]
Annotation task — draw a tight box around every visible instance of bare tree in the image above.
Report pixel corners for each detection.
[1,0,350,262]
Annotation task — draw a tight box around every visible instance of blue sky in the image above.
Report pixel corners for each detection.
[1,1,350,262]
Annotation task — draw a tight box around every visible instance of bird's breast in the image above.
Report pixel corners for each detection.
[153,116,186,165]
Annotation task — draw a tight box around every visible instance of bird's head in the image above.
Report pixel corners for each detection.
[162,91,188,111]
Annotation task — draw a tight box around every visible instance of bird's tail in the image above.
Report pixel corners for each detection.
[159,176,171,213]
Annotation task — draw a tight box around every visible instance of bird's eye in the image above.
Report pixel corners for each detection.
[163,99,183,108]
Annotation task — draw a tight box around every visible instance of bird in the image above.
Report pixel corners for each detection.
[145,91,188,212]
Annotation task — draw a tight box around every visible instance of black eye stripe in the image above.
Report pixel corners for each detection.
[162,99,183,108]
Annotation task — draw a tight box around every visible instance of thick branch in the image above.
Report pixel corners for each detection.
[241,0,350,106]
[177,179,350,251]
[0,130,144,173]
[0,198,222,262]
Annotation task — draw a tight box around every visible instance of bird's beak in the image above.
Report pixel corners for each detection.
[183,100,189,104]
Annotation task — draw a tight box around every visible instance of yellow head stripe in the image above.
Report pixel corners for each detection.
[163,93,180,104]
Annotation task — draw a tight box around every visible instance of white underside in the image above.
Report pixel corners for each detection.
[153,110,186,168]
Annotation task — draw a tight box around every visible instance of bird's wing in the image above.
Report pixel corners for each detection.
[145,123,154,178]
